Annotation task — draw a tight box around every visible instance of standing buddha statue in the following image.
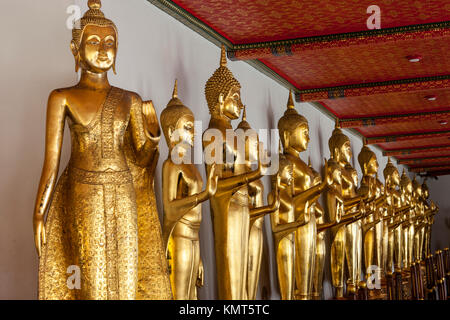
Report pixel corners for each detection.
[357,144,384,290]
[269,149,309,300]
[160,80,219,299]
[421,181,438,258]
[278,90,330,300]
[326,125,366,299]
[235,107,280,300]
[202,45,263,300]
[34,0,172,300]
[400,170,414,270]
[412,177,425,262]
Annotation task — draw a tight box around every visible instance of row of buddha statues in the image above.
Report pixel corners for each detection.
[34,0,443,300]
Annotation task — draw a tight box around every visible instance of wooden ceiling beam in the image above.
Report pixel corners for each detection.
[383,145,450,157]
[366,130,450,144]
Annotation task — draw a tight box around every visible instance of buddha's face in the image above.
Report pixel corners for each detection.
[221,86,242,120]
[173,114,195,147]
[339,141,352,163]
[75,25,117,73]
[289,124,310,152]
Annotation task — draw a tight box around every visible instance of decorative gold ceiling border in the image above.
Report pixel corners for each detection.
[228,25,450,61]
[296,76,450,102]
[383,145,450,157]
[339,110,450,129]
[366,130,450,145]
[411,165,450,173]
[399,155,450,165]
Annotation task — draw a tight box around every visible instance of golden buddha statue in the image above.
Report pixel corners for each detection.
[278,91,331,300]
[357,144,384,285]
[269,151,309,300]
[383,159,403,276]
[326,125,366,298]
[421,181,438,258]
[235,107,280,300]
[412,177,425,262]
[160,80,219,299]
[311,158,353,300]
[34,0,172,300]
[400,170,414,269]
[202,45,263,300]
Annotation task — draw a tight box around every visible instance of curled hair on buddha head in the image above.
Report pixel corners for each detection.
[204,45,241,114]
[72,0,118,48]
[383,157,398,181]
[160,80,194,146]
[277,90,308,149]
[328,119,350,160]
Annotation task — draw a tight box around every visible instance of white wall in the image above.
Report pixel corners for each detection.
[0,0,76,299]
[0,0,447,299]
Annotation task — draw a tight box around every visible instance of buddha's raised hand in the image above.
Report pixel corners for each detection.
[142,100,161,142]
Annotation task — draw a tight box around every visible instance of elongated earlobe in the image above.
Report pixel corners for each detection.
[283,131,290,150]
[112,59,117,75]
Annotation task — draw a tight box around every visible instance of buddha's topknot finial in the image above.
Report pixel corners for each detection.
[237,105,251,130]
[287,89,295,110]
[335,118,340,129]
[88,0,102,10]
[173,79,178,98]
[220,44,227,67]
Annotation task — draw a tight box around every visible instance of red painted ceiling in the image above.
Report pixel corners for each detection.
[172,0,450,44]
[261,36,450,90]
[167,0,450,175]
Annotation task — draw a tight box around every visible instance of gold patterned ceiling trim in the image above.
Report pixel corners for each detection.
[383,145,450,157]
[366,130,450,144]
[295,75,450,100]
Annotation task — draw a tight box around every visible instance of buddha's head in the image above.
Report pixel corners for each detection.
[422,181,430,200]
[205,45,242,120]
[358,143,378,176]
[412,176,423,202]
[236,106,259,170]
[161,80,195,149]
[383,158,400,188]
[71,0,118,74]
[328,121,351,164]
[400,170,413,197]
[278,90,309,153]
